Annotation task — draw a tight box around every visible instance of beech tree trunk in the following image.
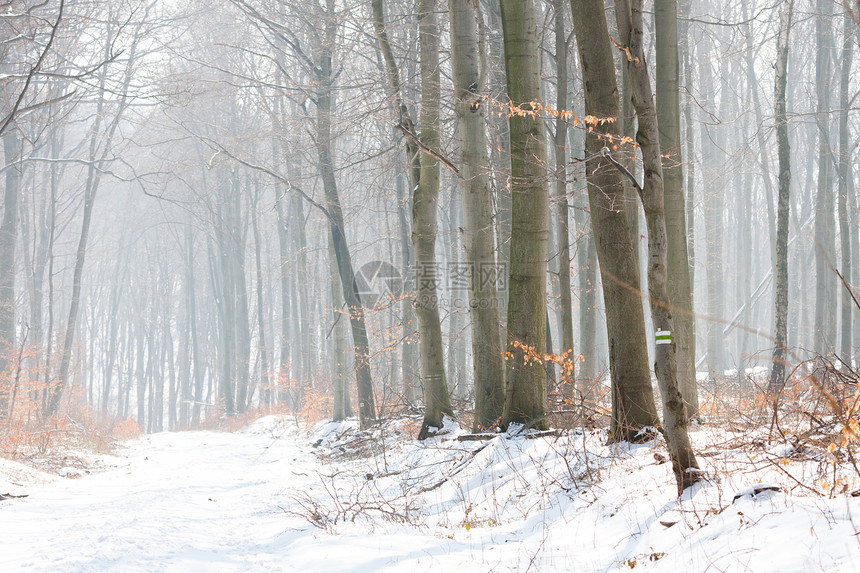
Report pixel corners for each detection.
[415,0,454,438]
[615,0,700,494]
[448,0,505,431]
[769,0,794,393]
[499,0,549,431]
[837,10,853,367]
[655,0,697,417]
[570,0,660,441]
[315,1,376,428]
[813,0,836,356]
[552,0,574,402]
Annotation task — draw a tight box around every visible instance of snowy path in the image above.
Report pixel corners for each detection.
[0,421,492,573]
[1,428,315,572]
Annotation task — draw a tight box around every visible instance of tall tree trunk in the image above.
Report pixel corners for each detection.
[570,0,660,440]
[654,0,696,416]
[415,0,454,438]
[552,0,575,402]
[328,225,351,421]
[498,0,550,431]
[679,0,695,294]
[615,0,700,494]
[769,0,794,392]
[315,2,376,428]
[274,189,291,406]
[395,172,418,404]
[813,0,836,356]
[0,130,20,380]
[252,190,271,408]
[837,9,854,367]
[448,0,505,431]
[699,36,724,376]
[371,0,420,406]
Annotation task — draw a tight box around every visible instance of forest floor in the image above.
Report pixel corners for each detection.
[1,411,860,572]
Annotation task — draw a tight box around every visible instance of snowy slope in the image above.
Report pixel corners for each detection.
[1,415,858,572]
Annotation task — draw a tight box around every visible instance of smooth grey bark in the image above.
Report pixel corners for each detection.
[837,10,854,367]
[394,172,418,404]
[327,223,352,422]
[769,0,794,393]
[552,0,574,401]
[415,0,454,439]
[370,0,420,406]
[813,0,836,356]
[498,0,549,431]
[654,0,696,417]
[679,0,695,292]
[698,34,724,375]
[315,1,377,428]
[570,0,660,440]
[448,0,505,431]
[251,189,271,409]
[615,0,700,494]
[0,130,20,379]
[487,0,512,329]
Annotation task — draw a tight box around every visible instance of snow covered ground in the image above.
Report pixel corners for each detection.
[2,415,860,572]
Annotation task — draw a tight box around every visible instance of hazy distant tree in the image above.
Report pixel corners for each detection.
[551,0,575,403]
[0,0,67,382]
[769,0,794,393]
[813,0,836,357]
[837,9,854,367]
[231,0,378,427]
[50,4,147,414]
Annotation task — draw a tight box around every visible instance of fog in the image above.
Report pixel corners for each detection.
[0,0,855,437]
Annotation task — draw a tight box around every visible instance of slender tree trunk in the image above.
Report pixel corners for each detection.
[328,226,351,421]
[769,0,794,393]
[655,0,696,416]
[680,0,695,294]
[315,2,376,428]
[395,172,418,404]
[552,0,574,401]
[415,0,454,438]
[185,223,204,426]
[615,0,700,494]
[252,190,271,408]
[837,10,854,367]
[0,130,20,380]
[274,189,291,406]
[570,0,660,440]
[371,0,420,406]
[448,0,505,431]
[698,37,724,376]
[813,0,836,356]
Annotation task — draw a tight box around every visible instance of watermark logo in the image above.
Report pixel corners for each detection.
[357,260,507,310]
[355,260,403,307]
